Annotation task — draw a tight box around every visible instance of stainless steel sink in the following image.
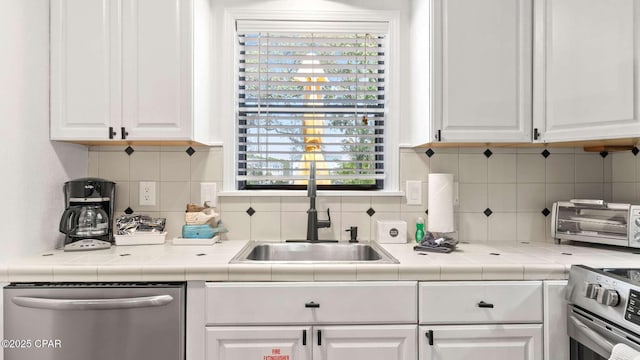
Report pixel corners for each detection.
[229,241,399,264]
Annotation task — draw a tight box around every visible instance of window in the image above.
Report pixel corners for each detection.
[236,21,388,190]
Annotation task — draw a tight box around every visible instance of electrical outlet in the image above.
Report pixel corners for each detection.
[200,182,217,207]
[139,181,156,206]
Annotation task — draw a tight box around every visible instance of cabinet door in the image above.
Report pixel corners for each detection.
[544,280,568,360]
[51,0,120,140]
[206,326,312,360]
[121,0,192,140]
[314,325,417,360]
[432,0,532,142]
[533,0,640,142]
[419,324,542,360]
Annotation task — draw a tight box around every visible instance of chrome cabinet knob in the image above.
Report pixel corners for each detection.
[584,282,601,299]
[597,288,620,307]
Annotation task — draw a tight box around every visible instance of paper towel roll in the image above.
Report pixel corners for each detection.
[428,173,454,233]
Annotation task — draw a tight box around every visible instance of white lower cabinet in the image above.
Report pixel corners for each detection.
[543,280,568,360]
[206,326,312,360]
[418,281,544,360]
[419,324,542,360]
[203,282,418,360]
[206,325,416,360]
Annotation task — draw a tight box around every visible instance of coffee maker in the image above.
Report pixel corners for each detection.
[59,177,116,251]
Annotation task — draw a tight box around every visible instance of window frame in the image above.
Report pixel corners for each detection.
[220,8,401,193]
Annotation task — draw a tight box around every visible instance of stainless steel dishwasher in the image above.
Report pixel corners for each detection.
[3,282,185,360]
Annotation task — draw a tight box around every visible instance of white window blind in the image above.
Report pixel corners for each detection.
[236,21,387,189]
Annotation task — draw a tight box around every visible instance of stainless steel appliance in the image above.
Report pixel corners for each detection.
[551,199,640,248]
[59,177,115,251]
[566,265,640,359]
[3,282,185,360]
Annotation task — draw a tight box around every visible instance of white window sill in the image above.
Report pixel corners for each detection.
[218,190,405,197]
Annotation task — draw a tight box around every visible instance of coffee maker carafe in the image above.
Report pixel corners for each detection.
[59,178,115,251]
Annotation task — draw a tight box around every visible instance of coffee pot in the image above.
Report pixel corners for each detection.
[60,177,115,251]
[59,205,109,238]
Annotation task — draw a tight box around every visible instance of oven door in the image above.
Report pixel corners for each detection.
[568,306,640,360]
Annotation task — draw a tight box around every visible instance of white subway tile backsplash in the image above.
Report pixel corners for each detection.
[487,183,516,212]
[371,196,401,213]
[399,150,430,183]
[545,183,574,210]
[88,151,100,177]
[575,154,603,183]
[220,212,250,240]
[340,197,370,212]
[190,148,223,182]
[487,213,517,242]
[114,181,130,212]
[280,212,308,241]
[160,181,190,212]
[458,183,487,213]
[98,151,130,181]
[281,197,310,212]
[546,154,575,183]
[89,145,614,243]
[130,151,160,181]
[612,152,636,182]
[251,197,281,212]
[516,154,545,183]
[612,182,637,203]
[250,212,281,241]
[458,213,487,243]
[516,212,546,242]
[160,152,190,181]
[488,154,516,183]
[430,153,459,180]
[574,183,604,200]
[517,183,545,212]
[459,154,487,183]
[219,196,251,212]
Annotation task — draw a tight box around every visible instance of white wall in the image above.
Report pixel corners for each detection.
[0,0,88,351]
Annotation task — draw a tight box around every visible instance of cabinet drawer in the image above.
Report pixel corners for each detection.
[419,281,542,324]
[205,282,417,325]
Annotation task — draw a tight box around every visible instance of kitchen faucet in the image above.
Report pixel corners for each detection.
[306,161,331,242]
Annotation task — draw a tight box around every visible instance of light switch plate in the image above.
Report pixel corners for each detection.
[200,182,217,207]
[406,180,422,205]
[139,181,156,206]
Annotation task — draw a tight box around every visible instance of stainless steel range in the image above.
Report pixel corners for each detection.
[566,265,640,359]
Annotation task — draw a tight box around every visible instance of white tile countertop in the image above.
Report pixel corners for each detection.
[2,240,640,283]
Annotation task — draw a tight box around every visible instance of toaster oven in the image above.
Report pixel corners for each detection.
[551,199,640,248]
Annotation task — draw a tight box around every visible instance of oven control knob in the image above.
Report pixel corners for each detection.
[584,282,601,299]
[597,288,620,307]
[635,217,640,227]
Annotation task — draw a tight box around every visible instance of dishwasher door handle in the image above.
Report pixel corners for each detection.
[12,295,174,310]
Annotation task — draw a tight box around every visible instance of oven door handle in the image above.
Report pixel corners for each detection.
[12,295,174,310]
[569,315,615,355]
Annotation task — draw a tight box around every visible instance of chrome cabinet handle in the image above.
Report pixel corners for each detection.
[12,295,173,310]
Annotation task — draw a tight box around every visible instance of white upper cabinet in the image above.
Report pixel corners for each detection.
[51,0,212,143]
[50,0,119,140]
[533,0,640,142]
[431,0,533,143]
[121,0,192,140]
